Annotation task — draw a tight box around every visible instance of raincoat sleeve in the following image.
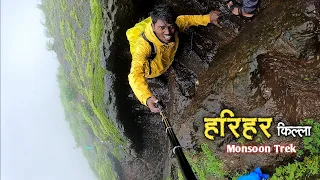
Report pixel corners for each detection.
[128,38,153,105]
[176,14,211,32]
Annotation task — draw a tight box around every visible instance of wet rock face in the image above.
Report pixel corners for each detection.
[273,20,320,60]
[101,0,171,179]
[252,53,320,124]
[102,0,320,178]
[178,0,320,176]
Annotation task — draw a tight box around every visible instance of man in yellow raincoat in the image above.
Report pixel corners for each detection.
[128,4,220,112]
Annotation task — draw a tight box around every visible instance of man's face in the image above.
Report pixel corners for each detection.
[152,19,176,44]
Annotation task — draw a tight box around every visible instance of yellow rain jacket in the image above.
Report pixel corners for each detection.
[128,14,211,105]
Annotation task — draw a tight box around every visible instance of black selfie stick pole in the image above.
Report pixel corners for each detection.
[156,102,197,180]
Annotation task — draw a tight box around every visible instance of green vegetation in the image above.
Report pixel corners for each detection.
[39,0,126,179]
[254,131,264,144]
[70,6,83,28]
[231,170,248,180]
[236,136,246,145]
[299,119,320,156]
[37,0,57,38]
[271,119,320,179]
[95,142,118,180]
[236,129,266,145]
[177,169,184,180]
[270,156,319,180]
[58,0,68,12]
[187,143,226,180]
[190,119,320,180]
[57,66,77,103]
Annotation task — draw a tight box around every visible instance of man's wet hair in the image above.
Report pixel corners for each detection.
[150,4,177,24]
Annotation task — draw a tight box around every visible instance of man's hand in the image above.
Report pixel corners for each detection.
[146,96,160,113]
[209,10,221,28]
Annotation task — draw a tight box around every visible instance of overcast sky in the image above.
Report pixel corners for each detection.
[1,1,97,179]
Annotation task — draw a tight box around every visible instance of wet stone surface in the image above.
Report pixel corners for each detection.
[252,53,320,124]
[101,0,320,179]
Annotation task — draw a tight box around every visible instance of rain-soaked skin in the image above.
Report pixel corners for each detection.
[101,0,320,179]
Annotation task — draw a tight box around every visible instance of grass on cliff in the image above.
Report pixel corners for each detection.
[39,0,126,179]
[270,119,320,180]
[41,0,125,146]
[234,119,320,179]
[57,65,121,180]
[95,142,118,180]
[187,143,226,180]
[188,119,320,180]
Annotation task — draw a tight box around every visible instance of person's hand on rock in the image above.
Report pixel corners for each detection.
[210,10,221,28]
[146,95,160,113]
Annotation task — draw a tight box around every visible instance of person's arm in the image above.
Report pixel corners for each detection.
[128,40,160,113]
[128,38,153,106]
[176,11,220,32]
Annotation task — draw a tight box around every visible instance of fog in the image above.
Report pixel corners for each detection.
[1,1,97,179]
